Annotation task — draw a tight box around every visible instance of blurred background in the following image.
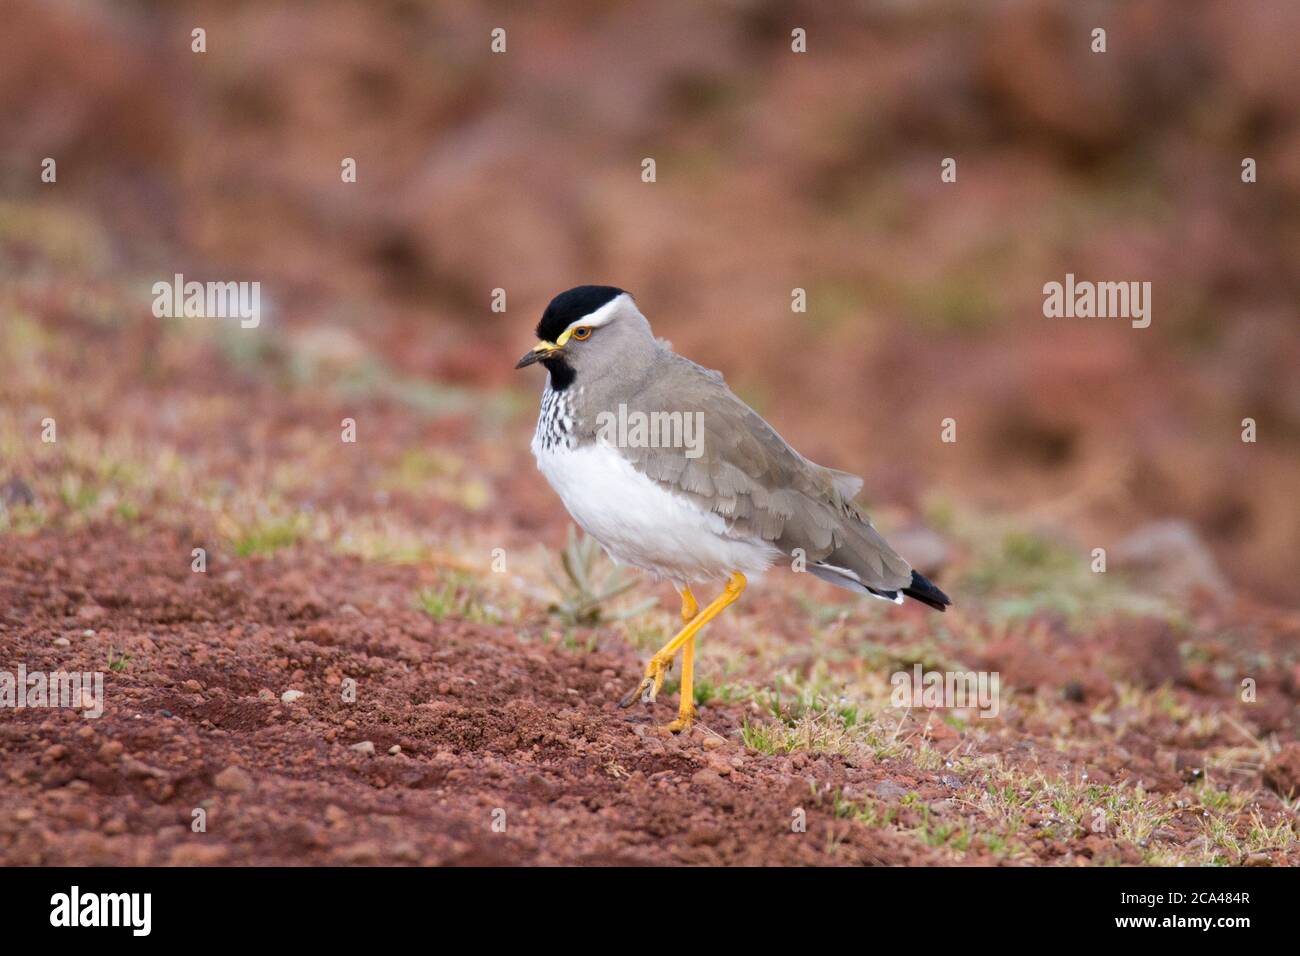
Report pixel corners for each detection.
[3,0,1300,869]
[2,0,1298,606]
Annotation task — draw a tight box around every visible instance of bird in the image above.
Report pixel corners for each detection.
[516,285,951,733]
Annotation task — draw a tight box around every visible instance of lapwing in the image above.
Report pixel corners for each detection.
[517,286,951,732]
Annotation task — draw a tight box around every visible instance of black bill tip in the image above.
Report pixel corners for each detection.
[515,348,546,369]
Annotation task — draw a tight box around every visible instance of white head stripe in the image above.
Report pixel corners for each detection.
[560,293,628,337]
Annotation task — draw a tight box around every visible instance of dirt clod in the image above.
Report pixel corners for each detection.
[1263,744,1300,799]
[214,766,254,793]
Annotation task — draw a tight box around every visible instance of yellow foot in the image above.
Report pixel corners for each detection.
[663,707,696,735]
[618,577,744,721]
[618,654,672,708]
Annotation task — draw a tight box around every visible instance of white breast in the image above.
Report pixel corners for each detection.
[532,438,780,586]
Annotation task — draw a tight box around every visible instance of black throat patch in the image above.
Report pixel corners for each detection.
[541,355,576,391]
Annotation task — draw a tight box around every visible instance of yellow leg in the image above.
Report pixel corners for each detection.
[668,588,699,734]
[620,574,746,733]
[679,585,699,624]
[668,637,696,734]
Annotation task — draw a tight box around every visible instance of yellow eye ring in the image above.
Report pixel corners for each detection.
[571,327,592,340]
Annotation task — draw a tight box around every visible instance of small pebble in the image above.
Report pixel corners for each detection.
[98,740,124,760]
[350,740,376,755]
[281,689,304,704]
[214,765,253,792]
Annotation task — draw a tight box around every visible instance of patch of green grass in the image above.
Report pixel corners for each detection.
[754,671,874,729]
[413,574,501,625]
[914,809,974,851]
[740,709,868,757]
[1243,810,1296,856]
[965,529,1077,595]
[414,581,460,622]
[333,522,431,563]
[1196,783,1240,813]
[0,417,196,534]
[847,798,899,829]
[0,502,48,534]
[377,448,490,511]
[107,647,132,673]
[977,831,1015,857]
[229,512,312,557]
[829,785,1030,861]
[739,717,791,755]
[921,496,956,534]
[58,474,100,512]
[382,448,461,489]
[726,666,927,760]
[690,676,754,708]
[974,769,1173,851]
[829,788,904,829]
[956,518,1171,622]
[559,627,599,653]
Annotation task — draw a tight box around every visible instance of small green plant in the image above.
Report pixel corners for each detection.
[414,574,500,624]
[911,804,973,850]
[692,676,744,708]
[107,647,132,672]
[560,628,600,653]
[739,710,862,756]
[414,581,459,621]
[545,525,655,626]
[228,512,312,557]
[739,717,787,755]
[59,474,99,512]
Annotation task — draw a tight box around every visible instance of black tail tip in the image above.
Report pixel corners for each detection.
[902,570,952,612]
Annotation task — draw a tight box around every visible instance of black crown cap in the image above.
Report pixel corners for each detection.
[535,285,626,342]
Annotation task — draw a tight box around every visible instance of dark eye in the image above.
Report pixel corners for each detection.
[571,327,592,340]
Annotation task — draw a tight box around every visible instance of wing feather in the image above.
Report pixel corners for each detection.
[591,354,912,591]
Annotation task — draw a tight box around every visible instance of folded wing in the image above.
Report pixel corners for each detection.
[606,355,913,592]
